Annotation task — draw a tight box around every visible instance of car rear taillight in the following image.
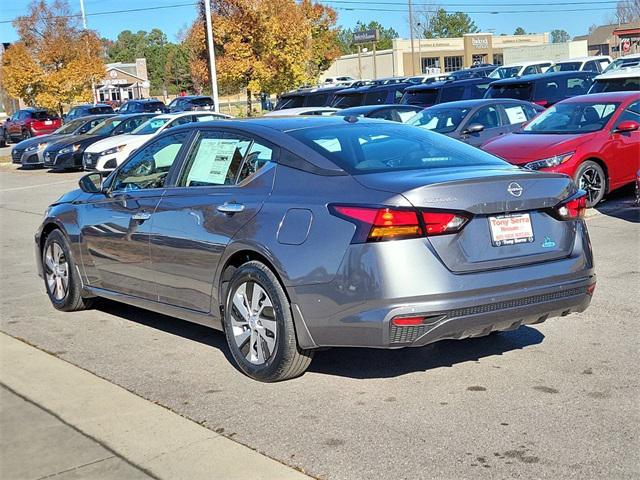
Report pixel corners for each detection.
[330,206,422,242]
[329,205,470,243]
[533,100,549,107]
[552,193,587,220]
[422,212,469,235]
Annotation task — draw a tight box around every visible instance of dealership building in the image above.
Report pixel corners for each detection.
[322,32,550,80]
[94,58,150,103]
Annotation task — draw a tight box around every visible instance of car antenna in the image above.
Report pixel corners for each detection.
[344,115,359,123]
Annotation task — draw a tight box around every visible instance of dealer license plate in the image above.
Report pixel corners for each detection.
[488,213,534,247]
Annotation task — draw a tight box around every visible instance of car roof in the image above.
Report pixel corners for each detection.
[497,60,554,67]
[280,85,351,97]
[264,107,338,116]
[127,98,165,103]
[74,103,112,108]
[489,71,595,85]
[177,95,213,100]
[336,104,421,115]
[405,77,491,91]
[335,82,410,94]
[425,98,531,109]
[76,113,116,121]
[595,66,640,79]
[562,91,640,102]
[556,56,611,63]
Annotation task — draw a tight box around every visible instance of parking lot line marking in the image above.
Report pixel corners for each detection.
[0,180,78,193]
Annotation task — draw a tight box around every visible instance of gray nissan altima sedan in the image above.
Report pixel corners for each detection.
[35,116,596,381]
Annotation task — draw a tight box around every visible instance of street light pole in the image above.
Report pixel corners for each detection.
[79,0,98,104]
[203,0,220,112]
[408,0,416,75]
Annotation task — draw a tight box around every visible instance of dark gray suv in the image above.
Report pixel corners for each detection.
[35,117,596,381]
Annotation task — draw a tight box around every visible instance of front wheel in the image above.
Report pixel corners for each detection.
[22,129,32,140]
[43,230,94,311]
[575,161,606,207]
[223,261,313,382]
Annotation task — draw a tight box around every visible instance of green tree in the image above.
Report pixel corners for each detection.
[337,21,399,54]
[513,27,526,35]
[422,9,479,38]
[550,29,570,43]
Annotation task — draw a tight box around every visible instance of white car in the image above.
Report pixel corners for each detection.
[547,56,612,73]
[82,111,231,171]
[323,76,356,85]
[488,61,555,79]
[588,66,640,93]
[602,53,640,74]
[263,107,339,117]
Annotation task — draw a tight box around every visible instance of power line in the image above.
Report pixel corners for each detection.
[322,0,619,5]
[331,5,615,13]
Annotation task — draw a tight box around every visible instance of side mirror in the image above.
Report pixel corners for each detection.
[462,123,485,135]
[79,172,104,194]
[614,120,639,133]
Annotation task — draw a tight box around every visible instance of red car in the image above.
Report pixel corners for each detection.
[4,108,62,143]
[483,92,640,206]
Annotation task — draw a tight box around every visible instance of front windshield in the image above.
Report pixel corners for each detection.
[289,123,507,174]
[408,107,471,133]
[549,62,581,72]
[131,117,170,135]
[522,102,619,134]
[489,66,521,79]
[87,118,120,135]
[55,119,85,134]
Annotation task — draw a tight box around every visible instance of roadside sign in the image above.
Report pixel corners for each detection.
[621,38,631,53]
[353,30,379,44]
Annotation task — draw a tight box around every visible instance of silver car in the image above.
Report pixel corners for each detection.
[35,117,596,382]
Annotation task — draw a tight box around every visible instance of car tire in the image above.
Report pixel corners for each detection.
[42,229,94,312]
[22,129,31,140]
[223,261,313,382]
[574,160,606,207]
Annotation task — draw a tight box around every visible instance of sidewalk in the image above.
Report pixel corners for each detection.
[0,333,312,480]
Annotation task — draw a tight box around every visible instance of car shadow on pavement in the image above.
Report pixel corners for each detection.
[594,186,639,223]
[95,299,544,380]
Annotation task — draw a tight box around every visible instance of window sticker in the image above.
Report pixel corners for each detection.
[504,105,527,124]
[186,138,243,186]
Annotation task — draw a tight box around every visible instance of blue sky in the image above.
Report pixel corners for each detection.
[0,0,617,43]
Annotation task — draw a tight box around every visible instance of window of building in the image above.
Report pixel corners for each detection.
[472,54,487,65]
[444,56,463,72]
[492,54,504,66]
[421,57,440,73]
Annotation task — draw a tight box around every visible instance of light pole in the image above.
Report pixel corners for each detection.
[79,0,98,104]
[417,22,422,73]
[203,0,220,112]
[408,0,415,75]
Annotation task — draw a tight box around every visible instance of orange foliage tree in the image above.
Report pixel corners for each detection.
[1,0,105,115]
[186,0,340,108]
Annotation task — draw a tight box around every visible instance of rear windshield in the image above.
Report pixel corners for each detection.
[401,89,439,106]
[140,102,166,112]
[549,62,581,72]
[288,123,507,174]
[305,93,330,107]
[408,107,471,133]
[32,111,59,120]
[190,97,213,106]
[485,83,533,100]
[590,77,640,93]
[275,95,305,109]
[89,106,114,114]
[332,93,363,108]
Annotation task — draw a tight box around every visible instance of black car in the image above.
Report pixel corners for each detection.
[447,66,496,80]
[11,115,114,167]
[43,113,156,171]
[65,104,114,121]
[334,104,423,122]
[331,83,410,108]
[168,95,215,113]
[484,71,596,108]
[118,99,169,114]
[406,98,543,147]
[401,78,493,108]
[274,87,346,110]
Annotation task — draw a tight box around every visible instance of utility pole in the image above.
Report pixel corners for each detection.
[203,0,220,112]
[79,0,98,104]
[408,0,416,75]
[417,22,422,73]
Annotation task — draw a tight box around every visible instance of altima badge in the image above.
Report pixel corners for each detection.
[507,182,523,197]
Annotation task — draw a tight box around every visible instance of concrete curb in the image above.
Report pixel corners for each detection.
[0,333,312,480]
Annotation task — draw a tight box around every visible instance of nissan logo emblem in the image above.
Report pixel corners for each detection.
[507,182,523,197]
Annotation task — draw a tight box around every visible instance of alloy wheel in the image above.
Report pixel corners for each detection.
[578,166,604,205]
[230,281,277,365]
[44,242,69,301]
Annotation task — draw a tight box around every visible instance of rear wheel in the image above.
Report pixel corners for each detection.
[223,261,313,382]
[43,230,94,312]
[22,129,31,140]
[575,160,606,207]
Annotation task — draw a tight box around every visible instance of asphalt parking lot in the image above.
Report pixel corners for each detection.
[1,166,638,479]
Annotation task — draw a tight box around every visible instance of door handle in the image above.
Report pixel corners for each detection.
[217,203,245,214]
[132,211,151,221]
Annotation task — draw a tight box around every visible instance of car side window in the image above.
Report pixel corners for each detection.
[237,141,274,184]
[583,61,598,72]
[522,65,537,75]
[467,106,500,128]
[166,116,193,129]
[179,131,251,187]
[614,101,640,127]
[122,116,146,133]
[567,77,590,96]
[111,132,190,192]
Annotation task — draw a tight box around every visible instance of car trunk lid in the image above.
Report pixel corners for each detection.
[354,166,579,272]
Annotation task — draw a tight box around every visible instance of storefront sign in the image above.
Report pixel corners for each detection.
[353,30,379,44]
[471,37,489,49]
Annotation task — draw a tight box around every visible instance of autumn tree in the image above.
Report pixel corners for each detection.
[186,0,340,110]
[1,0,105,115]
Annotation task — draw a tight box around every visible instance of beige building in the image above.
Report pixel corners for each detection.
[574,22,640,57]
[322,32,550,80]
[94,58,150,103]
